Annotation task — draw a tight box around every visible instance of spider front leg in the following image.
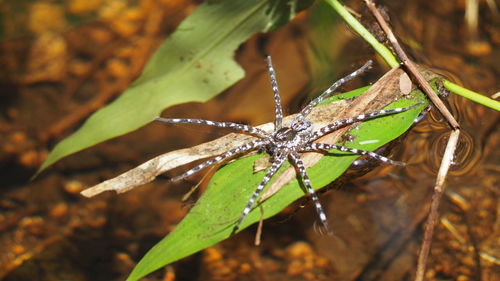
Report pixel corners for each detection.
[170,139,269,181]
[235,153,288,231]
[299,60,373,118]
[289,152,333,235]
[265,56,284,130]
[310,103,422,141]
[300,143,405,166]
[155,117,269,138]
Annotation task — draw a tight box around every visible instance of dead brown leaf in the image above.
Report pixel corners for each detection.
[81,66,429,200]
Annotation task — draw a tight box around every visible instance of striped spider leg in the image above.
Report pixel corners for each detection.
[156,56,418,234]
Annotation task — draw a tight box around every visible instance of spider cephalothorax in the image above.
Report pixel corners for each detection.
[156,56,418,233]
[269,121,311,151]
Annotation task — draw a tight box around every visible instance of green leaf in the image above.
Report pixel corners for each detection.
[126,85,428,281]
[37,0,312,175]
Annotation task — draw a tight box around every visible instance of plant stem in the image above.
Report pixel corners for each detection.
[443,80,500,111]
[324,0,399,67]
[324,0,500,112]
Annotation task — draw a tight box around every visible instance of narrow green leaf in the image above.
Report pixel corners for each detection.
[323,0,399,68]
[37,0,312,175]
[324,0,499,112]
[442,80,500,112]
[127,86,428,281]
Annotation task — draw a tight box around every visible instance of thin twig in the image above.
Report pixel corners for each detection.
[415,129,460,281]
[181,165,216,202]
[80,98,351,197]
[364,0,460,129]
[254,206,265,246]
[325,0,500,111]
[362,1,463,280]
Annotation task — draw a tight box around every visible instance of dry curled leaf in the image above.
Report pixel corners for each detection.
[81,98,350,197]
[81,66,434,199]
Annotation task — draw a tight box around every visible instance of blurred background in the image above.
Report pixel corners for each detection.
[0,0,498,280]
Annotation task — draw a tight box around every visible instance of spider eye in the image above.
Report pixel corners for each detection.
[274,127,293,141]
[291,119,311,132]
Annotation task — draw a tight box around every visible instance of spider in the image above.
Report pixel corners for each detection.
[156,56,418,234]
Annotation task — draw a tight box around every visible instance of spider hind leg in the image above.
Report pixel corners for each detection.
[290,152,333,235]
[301,143,405,166]
[234,153,288,232]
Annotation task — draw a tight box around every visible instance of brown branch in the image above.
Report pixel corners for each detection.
[363,2,462,280]
[254,206,265,246]
[415,129,460,281]
[364,0,460,130]
[80,99,351,197]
